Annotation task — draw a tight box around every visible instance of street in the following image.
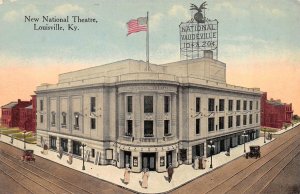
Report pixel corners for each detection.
[171,125,300,194]
[0,142,133,194]
[0,125,299,194]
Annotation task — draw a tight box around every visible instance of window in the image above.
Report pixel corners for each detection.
[228,100,233,111]
[196,97,201,112]
[164,96,170,113]
[144,96,153,113]
[164,120,170,135]
[256,114,259,123]
[249,114,253,124]
[208,118,214,132]
[219,117,224,130]
[40,99,43,111]
[91,118,96,129]
[256,101,259,110]
[144,121,153,137]
[61,112,67,126]
[250,101,253,110]
[236,100,241,111]
[127,120,132,136]
[208,98,215,111]
[127,96,132,113]
[196,119,200,134]
[40,115,43,123]
[228,116,233,128]
[51,112,56,126]
[236,115,241,127]
[90,97,96,112]
[219,99,225,111]
[192,144,204,160]
[243,115,247,125]
[50,136,57,150]
[74,113,79,129]
[91,149,95,158]
[243,100,247,110]
[60,138,68,152]
[72,141,81,156]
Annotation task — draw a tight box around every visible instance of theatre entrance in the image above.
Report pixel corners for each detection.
[142,153,156,171]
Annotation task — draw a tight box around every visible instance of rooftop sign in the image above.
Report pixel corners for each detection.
[179,2,218,60]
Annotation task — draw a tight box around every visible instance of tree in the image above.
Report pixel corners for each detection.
[293,114,300,121]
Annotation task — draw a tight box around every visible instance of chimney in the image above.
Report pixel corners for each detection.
[203,50,213,59]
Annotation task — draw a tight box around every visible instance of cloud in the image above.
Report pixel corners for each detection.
[2,4,39,22]
[213,2,249,17]
[168,5,189,20]
[149,13,163,30]
[48,4,84,16]
[22,4,40,16]
[3,10,18,22]
[257,4,285,17]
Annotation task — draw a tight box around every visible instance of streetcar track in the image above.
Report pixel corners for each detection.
[226,143,300,194]
[0,159,54,194]
[204,129,300,194]
[257,151,300,194]
[0,163,34,194]
[0,154,73,194]
[0,151,94,194]
[243,145,300,194]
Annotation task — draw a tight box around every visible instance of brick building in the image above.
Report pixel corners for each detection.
[19,95,37,132]
[1,102,18,127]
[1,97,36,132]
[261,92,293,129]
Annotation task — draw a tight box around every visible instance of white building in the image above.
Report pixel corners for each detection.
[36,51,262,172]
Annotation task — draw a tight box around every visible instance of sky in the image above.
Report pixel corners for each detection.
[0,0,299,115]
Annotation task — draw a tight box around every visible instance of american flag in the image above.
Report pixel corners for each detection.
[127,17,148,36]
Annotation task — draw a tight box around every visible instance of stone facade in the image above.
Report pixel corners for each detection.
[36,52,262,172]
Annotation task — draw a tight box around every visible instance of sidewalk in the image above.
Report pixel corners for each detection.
[271,122,300,135]
[0,133,276,193]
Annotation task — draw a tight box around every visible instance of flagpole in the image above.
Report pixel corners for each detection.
[146,11,150,71]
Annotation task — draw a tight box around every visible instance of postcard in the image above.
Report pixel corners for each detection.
[0,0,299,193]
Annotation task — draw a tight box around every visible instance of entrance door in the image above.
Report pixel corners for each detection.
[220,139,225,152]
[166,151,172,168]
[142,153,156,171]
[124,151,131,167]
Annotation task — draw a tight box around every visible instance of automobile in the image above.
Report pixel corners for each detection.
[22,149,35,162]
[246,145,261,159]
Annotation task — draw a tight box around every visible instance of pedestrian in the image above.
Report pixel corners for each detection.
[194,157,199,169]
[141,168,149,188]
[43,144,48,155]
[67,152,73,164]
[227,147,230,156]
[167,163,174,183]
[58,146,63,159]
[123,163,131,184]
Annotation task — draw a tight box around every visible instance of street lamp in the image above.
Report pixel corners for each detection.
[81,143,86,170]
[264,129,266,143]
[208,140,215,168]
[23,131,26,150]
[242,131,248,153]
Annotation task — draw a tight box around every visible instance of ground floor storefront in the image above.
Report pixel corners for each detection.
[207,129,260,157]
[36,128,260,173]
